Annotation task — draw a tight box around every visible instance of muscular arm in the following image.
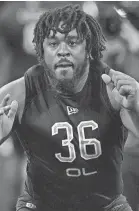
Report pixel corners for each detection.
[107,86,139,136]
[106,78,139,141]
[0,77,25,144]
[120,107,139,139]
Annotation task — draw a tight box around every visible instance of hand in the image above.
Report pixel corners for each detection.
[0,94,18,142]
[101,69,139,112]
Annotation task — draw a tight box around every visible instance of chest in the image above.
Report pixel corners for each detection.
[21,89,121,151]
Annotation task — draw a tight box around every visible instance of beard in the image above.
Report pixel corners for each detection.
[43,57,89,95]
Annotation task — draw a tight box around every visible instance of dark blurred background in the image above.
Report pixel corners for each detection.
[0,1,139,211]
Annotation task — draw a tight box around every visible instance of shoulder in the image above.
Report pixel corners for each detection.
[91,60,110,74]
[26,64,45,77]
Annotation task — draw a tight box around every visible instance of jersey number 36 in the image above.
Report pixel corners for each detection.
[52,120,102,162]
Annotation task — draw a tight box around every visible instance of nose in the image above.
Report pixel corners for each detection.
[57,42,70,57]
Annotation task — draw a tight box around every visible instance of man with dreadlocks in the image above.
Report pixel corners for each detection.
[0,4,139,211]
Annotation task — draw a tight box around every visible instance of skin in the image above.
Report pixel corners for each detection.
[43,28,90,94]
[0,26,139,144]
[102,70,139,138]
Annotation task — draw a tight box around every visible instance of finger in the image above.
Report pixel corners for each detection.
[0,105,11,115]
[117,80,132,91]
[109,69,132,86]
[119,85,136,96]
[109,69,123,79]
[3,105,11,111]
[0,94,10,107]
[7,101,18,120]
[109,69,122,87]
[113,74,132,81]
[113,75,133,88]
[101,74,114,91]
[107,69,119,87]
[114,89,124,104]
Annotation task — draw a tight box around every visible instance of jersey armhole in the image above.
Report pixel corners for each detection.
[18,67,34,124]
[20,65,48,124]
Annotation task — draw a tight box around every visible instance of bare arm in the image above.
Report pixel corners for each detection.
[120,107,139,139]
[0,77,25,144]
[107,85,139,139]
[102,69,139,140]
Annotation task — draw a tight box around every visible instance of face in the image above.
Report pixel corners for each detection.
[43,27,89,92]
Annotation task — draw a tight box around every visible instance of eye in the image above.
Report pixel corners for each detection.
[49,41,58,47]
[68,40,77,47]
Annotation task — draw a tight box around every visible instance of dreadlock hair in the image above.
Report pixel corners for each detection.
[33,4,106,65]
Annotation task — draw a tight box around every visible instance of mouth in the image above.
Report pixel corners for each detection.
[55,62,73,69]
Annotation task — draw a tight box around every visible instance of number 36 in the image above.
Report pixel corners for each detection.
[52,120,102,162]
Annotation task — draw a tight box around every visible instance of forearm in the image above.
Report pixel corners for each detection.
[125,131,139,150]
[120,106,139,139]
[125,109,139,139]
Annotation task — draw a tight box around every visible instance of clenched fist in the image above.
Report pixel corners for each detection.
[102,69,139,112]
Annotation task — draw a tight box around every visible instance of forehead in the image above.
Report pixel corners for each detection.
[48,28,78,39]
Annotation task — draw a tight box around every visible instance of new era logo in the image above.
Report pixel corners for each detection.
[67,106,79,115]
